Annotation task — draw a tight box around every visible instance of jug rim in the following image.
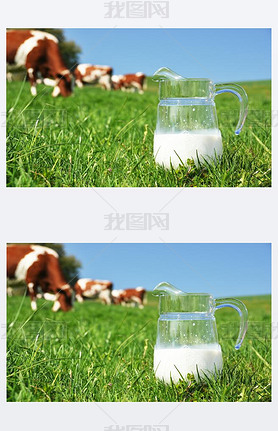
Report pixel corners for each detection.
[154,77,212,83]
[153,291,213,297]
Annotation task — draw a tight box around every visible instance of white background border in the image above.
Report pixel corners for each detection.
[0,1,277,429]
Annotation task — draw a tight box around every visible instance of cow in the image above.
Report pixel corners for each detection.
[7,244,73,312]
[74,278,113,304]
[112,287,146,308]
[6,30,72,97]
[112,73,146,94]
[6,72,13,82]
[74,64,113,90]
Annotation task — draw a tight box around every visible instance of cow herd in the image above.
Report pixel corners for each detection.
[7,244,146,312]
[6,30,146,97]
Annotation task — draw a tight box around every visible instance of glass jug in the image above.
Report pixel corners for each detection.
[153,67,248,169]
[153,282,248,384]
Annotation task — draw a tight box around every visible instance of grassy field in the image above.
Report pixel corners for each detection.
[6,79,271,187]
[7,293,271,402]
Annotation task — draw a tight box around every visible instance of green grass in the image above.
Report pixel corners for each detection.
[6,78,271,187]
[7,293,271,402]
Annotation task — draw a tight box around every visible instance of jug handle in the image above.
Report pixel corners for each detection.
[215,83,248,135]
[215,298,248,349]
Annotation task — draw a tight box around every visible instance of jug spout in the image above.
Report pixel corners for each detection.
[153,281,184,296]
[153,67,185,82]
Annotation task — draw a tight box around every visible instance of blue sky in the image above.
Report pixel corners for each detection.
[64,28,271,82]
[63,243,271,298]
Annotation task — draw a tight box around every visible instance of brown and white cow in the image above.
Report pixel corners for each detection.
[6,30,72,97]
[112,287,146,308]
[74,64,113,90]
[74,278,113,304]
[7,244,73,312]
[112,73,146,94]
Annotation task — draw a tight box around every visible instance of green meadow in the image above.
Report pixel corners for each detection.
[6,79,271,187]
[7,293,271,402]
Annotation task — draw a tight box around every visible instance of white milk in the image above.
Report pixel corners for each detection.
[154,344,223,384]
[153,130,223,169]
